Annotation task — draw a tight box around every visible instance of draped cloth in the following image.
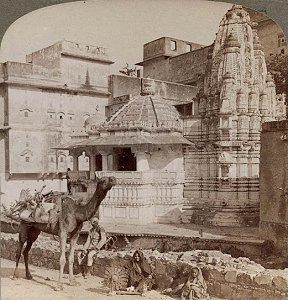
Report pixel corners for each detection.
[126,250,153,293]
[181,267,210,300]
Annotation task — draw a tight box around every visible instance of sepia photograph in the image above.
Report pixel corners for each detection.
[1,0,288,299]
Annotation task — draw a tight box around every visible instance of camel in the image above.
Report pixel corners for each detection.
[12,176,116,291]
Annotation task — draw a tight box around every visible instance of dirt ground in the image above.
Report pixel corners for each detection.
[1,259,224,300]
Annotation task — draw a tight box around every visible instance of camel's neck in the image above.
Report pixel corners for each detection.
[76,187,108,222]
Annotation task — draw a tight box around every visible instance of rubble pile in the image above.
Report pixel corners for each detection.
[1,232,288,299]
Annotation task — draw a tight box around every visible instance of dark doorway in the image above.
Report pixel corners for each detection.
[116,148,136,171]
[96,154,102,171]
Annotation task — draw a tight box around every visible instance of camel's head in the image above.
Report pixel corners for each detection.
[97,176,116,191]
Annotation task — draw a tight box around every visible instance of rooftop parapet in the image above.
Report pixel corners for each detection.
[26,40,112,65]
[60,40,111,62]
[0,62,33,79]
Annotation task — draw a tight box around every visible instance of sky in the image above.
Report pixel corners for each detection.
[0,0,233,73]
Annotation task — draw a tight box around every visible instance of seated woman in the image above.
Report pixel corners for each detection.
[126,250,154,293]
[181,267,210,300]
[162,267,190,297]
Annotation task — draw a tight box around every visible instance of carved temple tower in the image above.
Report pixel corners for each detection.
[183,5,286,226]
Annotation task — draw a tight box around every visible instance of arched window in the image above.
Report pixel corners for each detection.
[58,113,65,120]
[20,149,33,163]
[57,112,65,124]
[20,107,33,118]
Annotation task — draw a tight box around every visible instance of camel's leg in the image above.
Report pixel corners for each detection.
[23,228,41,280]
[68,229,81,286]
[13,226,27,279]
[13,233,26,279]
[55,230,67,291]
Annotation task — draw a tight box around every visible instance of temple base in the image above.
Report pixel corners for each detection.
[182,203,260,227]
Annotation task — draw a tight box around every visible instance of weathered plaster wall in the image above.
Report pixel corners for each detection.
[7,86,107,173]
[26,41,112,84]
[139,36,210,85]
[260,120,288,253]
[148,147,183,171]
[108,75,141,101]
[168,46,212,85]
[1,62,33,78]
[26,43,62,79]
[61,56,109,88]
[142,57,171,82]
[107,75,198,117]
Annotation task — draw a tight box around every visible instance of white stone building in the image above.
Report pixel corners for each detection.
[58,79,193,224]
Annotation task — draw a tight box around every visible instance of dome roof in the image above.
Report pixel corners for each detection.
[100,94,182,133]
[84,113,106,127]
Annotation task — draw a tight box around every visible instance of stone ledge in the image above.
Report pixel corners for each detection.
[1,233,288,300]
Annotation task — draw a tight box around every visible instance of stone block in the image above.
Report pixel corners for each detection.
[225,270,238,283]
[207,282,221,298]
[273,276,288,292]
[220,284,234,299]
[154,259,166,274]
[208,268,225,282]
[252,289,278,300]
[237,272,253,285]
[254,273,272,286]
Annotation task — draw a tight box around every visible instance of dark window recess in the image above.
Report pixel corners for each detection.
[175,102,194,117]
[170,40,177,51]
[116,148,136,171]
[96,154,103,171]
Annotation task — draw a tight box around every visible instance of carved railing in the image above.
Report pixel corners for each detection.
[96,171,184,206]
[95,170,184,184]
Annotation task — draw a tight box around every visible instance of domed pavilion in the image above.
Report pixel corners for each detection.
[61,79,193,224]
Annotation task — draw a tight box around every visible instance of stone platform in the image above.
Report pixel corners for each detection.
[100,223,266,260]
[1,217,267,259]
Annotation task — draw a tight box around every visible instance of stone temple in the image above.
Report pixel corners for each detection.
[180,5,286,226]
[0,5,286,226]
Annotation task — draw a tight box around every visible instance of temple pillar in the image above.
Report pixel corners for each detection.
[89,153,96,179]
[107,154,114,171]
[136,152,150,171]
[98,147,113,171]
[70,151,81,171]
[101,153,109,171]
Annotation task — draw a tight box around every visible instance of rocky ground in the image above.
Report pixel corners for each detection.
[1,259,224,300]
